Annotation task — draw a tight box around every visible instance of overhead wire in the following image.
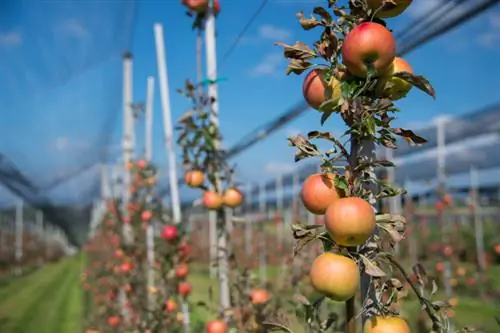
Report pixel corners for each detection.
[224,0,498,162]
[158,3,475,199]
[398,0,500,54]
[395,0,469,42]
[219,0,270,66]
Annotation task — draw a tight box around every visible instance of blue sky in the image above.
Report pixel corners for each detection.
[1,0,500,205]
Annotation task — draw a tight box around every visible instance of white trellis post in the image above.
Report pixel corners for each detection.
[154,23,190,331]
[121,51,135,322]
[258,182,267,282]
[203,4,231,313]
[144,76,156,312]
[36,211,44,263]
[15,201,24,274]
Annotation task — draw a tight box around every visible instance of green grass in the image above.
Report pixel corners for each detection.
[0,255,84,333]
[187,263,500,333]
[0,254,496,333]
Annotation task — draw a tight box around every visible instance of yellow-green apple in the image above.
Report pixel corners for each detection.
[341,22,396,77]
[376,57,414,100]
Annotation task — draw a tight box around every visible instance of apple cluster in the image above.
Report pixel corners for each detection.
[297,1,416,332]
[303,0,415,111]
[184,169,244,210]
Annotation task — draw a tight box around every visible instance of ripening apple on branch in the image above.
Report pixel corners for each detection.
[272,1,478,332]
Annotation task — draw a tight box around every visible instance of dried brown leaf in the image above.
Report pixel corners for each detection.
[276,41,317,60]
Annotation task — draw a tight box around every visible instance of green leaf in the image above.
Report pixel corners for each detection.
[365,117,376,135]
[320,111,333,125]
[334,175,348,191]
[319,232,334,252]
[393,72,436,99]
[318,98,340,113]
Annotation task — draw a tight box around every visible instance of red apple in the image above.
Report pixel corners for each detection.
[141,210,153,222]
[302,69,342,110]
[443,246,453,257]
[366,0,412,18]
[178,281,192,297]
[137,159,147,169]
[175,264,189,278]
[342,22,396,77]
[165,299,177,312]
[162,225,178,241]
[206,319,228,333]
[179,243,191,259]
[108,316,120,327]
[436,201,445,212]
[182,0,220,15]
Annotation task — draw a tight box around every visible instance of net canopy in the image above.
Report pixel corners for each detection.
[392,103,500,158]
[232,132,500,209]
[0,1,137,246]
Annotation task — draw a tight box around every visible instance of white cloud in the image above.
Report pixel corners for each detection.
[264,161,296,174]
[258,24,292,41]
[249,53,283,77]
[240,24,292,45]
[55,136,90,152]
[59,18,90,39]
[0,31,22,47]
[477,12,500,48]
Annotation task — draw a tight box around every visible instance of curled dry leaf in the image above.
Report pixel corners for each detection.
[293,294,311,306]
[288,135,322,162]
[393,72,436,99]
[360,254,386,277]
[275,41,317,60]
[391,128,427,146]
[286,59,313,75]
[296,11,322,30]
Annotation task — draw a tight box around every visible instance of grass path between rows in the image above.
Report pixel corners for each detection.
[0,255,84,333]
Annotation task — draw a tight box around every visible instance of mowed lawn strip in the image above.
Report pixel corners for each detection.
[0,258,68,312]
[16,258,79,333]
[2,258,74,333]
[52,256,84,333]
[188,264,500,332]
[0,261,64,303]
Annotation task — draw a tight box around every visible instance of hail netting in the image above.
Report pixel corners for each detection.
[0,1,137,246]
